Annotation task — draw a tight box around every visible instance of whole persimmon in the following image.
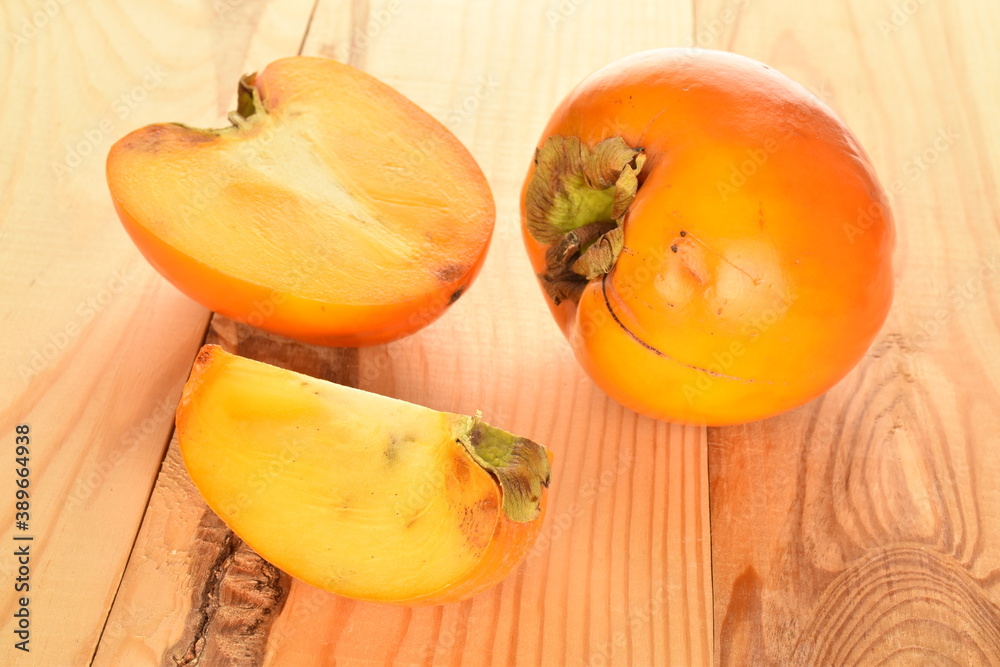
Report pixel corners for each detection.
[108,57,494,347]
[521,49,894,425]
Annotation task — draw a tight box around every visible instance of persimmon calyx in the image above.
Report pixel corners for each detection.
[454,413,551,523]
[525,136,644,304]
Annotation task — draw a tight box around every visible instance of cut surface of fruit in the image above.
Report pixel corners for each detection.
[108,57,495,346]
[176,345,551,605]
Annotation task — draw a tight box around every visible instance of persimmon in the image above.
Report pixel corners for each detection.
[522,49,894,425]
[177,345,552,605]
[107,57,494,347]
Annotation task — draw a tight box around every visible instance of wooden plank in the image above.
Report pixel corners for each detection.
[0,1,317,664]
[92,317,358,666]
[272,2,706,663]
[699,0,1000,663]
[95,1,712,665]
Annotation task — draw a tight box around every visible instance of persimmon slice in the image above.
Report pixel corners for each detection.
[108,57,494,346]
[176,345,551,605]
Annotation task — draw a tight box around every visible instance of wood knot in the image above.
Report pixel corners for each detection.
[790,544,1000,666]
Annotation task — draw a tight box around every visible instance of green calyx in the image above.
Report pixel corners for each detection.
[454,413,551,523]
[543,176,617,238]
[525,136,645,304]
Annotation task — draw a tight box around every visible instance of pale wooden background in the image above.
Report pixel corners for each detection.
[2,0,998,665]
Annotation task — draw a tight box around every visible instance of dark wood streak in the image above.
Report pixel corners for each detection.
[164,511,290,667]
[210,317,360,386]
[717,567,763,667]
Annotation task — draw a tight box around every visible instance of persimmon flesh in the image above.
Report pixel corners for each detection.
[177,345,551,605]
[108,57,494,346]
[522,49,895,425]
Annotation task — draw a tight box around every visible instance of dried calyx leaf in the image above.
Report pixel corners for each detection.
[525,136,645,304]
[454,413,551,523]
[573,226,624,280]
[538,219,616,304]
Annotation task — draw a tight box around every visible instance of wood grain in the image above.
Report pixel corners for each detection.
[0,1,314,664]
[94,1,713,666]
[701,0,1000,664]
[268,1,709,662]
[11,0,995,665]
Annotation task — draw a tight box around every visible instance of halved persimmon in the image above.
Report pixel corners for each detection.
[177,345,552,605]
[108,57,494,346]
[522,49,895,425]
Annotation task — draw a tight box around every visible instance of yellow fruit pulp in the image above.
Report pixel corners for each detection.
[177,346,506,603]
[108,57,493,308]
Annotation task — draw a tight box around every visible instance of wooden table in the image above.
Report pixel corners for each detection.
[3,1,998,665]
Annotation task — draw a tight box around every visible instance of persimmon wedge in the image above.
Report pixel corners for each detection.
[176,345,551,605]
[108,57,494,346]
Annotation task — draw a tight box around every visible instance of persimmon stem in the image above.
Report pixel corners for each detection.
[236,74,260,121]
[228,74,266,130]
[176,73,267,136]
[525,135,644,304]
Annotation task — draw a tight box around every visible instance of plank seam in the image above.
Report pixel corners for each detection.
[87,314,214,666]
[297,0,322,56]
